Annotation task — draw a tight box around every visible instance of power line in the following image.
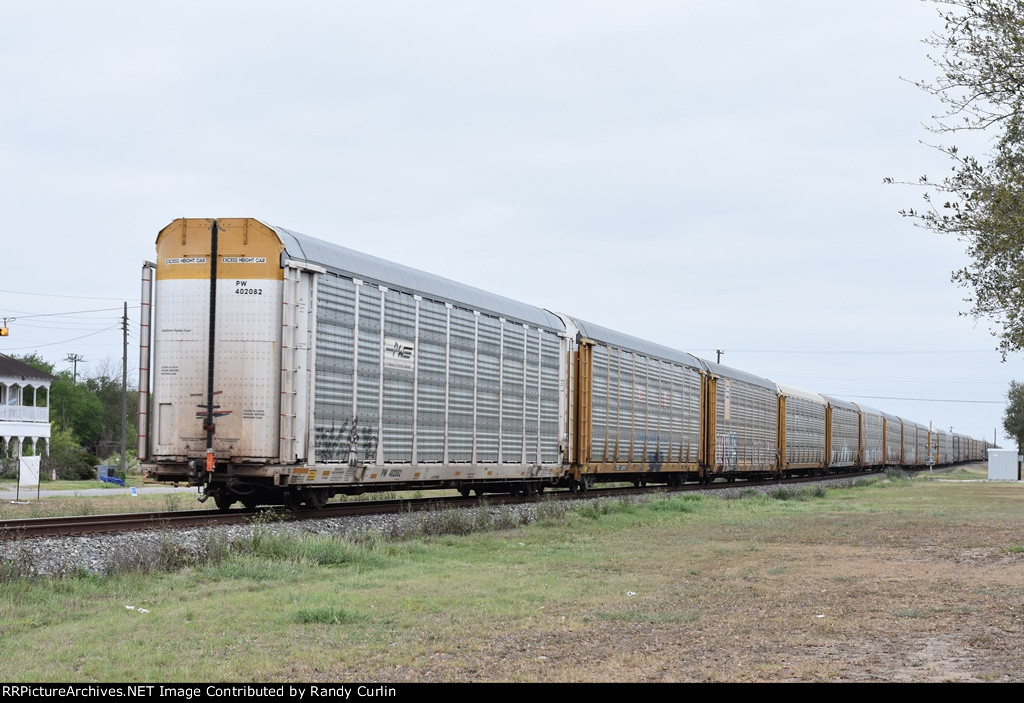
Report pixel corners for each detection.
[727,349,996,355]
[1,325,121,351]
[1,306,129,320]
[831,394,1005,404]
[0,288,130,302]
[774,373,1007,385]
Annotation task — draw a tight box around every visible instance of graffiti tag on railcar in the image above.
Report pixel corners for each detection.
[648,449,663,472]
[314,418,378,463]
[723,432,738,470]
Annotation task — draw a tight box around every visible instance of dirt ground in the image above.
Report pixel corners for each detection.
[391,475,1024,683]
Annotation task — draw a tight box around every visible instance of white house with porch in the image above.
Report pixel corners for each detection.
[0,354,53,458]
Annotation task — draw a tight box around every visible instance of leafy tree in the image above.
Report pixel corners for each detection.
[80,373,137,458]
[41,425,98,480]
[11,352,54,376]
[888,0,1024,357]
[13,354,137,467]
[1003,381,1024,454]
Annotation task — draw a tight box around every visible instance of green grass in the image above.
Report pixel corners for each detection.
[2,475,1024,682]
[1,477,146,492]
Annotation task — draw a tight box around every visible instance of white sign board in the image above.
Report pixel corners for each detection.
[18,456,40,488]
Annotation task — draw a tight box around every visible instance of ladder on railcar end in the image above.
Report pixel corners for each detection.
[280,267,300,463]
[572,340,593,467]
[698,372,716,480]
[137,261,156,461]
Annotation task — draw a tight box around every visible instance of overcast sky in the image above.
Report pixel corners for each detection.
[1,0,1018,447]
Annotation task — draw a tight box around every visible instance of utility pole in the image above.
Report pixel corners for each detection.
[65,353,85,384]
[716,349,724,364]
[63,352,85,429]
[121,302,128,477]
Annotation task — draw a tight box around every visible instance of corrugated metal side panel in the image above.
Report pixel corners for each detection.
[476,315,501,462]
[448,307,475,463]
[523,327,540,464]
[829,405,858,466]
[311,279,382,464]
[784,394,826,465]
[381,289,415,462]
[356,285,382,461]
[500,322,525,462]
[902,423,917,465]
[312,271,561,467]
[860,410,884,466]
[883,415,902,464]
[539,334,561,461]
[312,275,356,462]
[588,345,701,465]
[591,344,609,458]
[416,299,446,462]
[914,423,928,465]
[679,364,700,462]
[715,377,777,471]
[618,351,635,460]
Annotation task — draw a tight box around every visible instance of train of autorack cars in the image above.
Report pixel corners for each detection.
[139,218,989,509]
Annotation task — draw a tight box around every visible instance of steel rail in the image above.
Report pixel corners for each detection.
[0,470,882,541]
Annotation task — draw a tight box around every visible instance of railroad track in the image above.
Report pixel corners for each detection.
[0,471,879,541]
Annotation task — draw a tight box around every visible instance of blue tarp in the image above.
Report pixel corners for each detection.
[98,475,125,487]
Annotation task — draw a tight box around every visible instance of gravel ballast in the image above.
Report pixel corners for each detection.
[0,476,875,577]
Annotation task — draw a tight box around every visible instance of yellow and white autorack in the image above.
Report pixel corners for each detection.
[138,218,992,509]
[141,218,568,509]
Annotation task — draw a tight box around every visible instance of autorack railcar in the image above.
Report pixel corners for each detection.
[139,218,989,507]
[823,395,860,470]
[851,402,884,469]
[699,359,779,482]
[776,384,827,475]
[561,316,704,489]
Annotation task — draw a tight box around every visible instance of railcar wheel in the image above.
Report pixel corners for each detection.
[305,488,329,510]
[284,491,302,511]
[459,486,472,498]
[579,475,594,492]
[213,493,235,511]
[241,497,260,509]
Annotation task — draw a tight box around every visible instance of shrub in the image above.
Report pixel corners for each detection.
[41,426,97,480]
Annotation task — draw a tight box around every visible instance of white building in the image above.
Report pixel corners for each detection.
[0,354,53,458]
